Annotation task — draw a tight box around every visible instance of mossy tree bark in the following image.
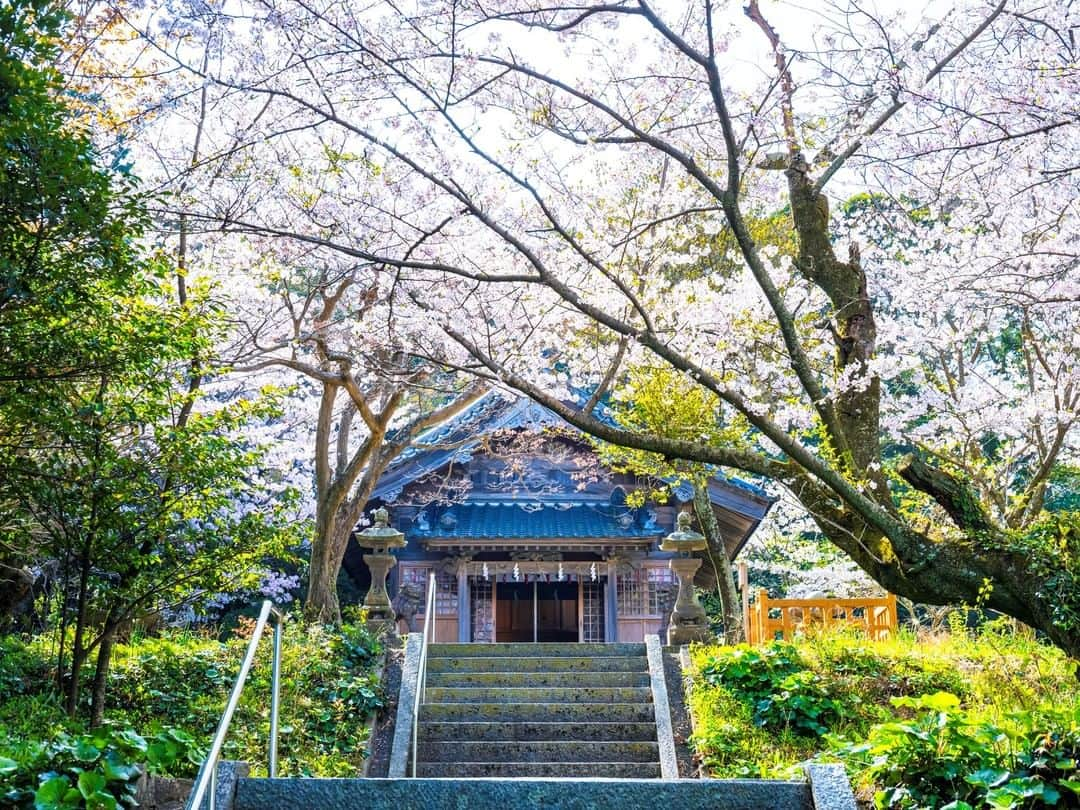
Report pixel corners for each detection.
[692,485,744,643]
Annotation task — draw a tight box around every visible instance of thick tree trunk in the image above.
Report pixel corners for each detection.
[305,509,345,624]
[693,485,744,642]
[305,499,372,624]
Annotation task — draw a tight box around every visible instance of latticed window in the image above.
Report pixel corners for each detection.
[616,569,645,615]
[470,577,494,642]
[582,581,605,642]
[435,571,458,615]
[399,566,458,615]
[647,567,676,615]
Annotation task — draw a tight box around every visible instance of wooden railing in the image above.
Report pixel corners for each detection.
[746,589,897,645]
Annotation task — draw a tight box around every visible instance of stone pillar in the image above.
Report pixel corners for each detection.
[667,557,711,645]
[362,552,397,622]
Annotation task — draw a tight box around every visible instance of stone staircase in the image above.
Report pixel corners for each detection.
[209,637,859,810]
[416,642,661,778]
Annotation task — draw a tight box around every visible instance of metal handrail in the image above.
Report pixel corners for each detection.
[410,572,437,778]
[186,600,286,810]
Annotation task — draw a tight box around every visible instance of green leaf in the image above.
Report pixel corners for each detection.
[86,791,119,810]
[77,771,106,799]
[34,775,77,809]
[73,739,102,763]
[0,757,17,776]
[966,768,1010,789]
[115,730,147,752]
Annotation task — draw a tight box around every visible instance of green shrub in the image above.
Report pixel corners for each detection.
[0,637,51,702]
[699,642,846,736]
[0,617,387,781]
[0,726,202,810]
[832,692,1080,809]
[686,627,1080,792]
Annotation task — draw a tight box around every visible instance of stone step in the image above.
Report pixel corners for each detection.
[417,740,659,763]
[421,701,657,723]
[425,686,653,704]
[429,643,646,658]
[426,655,647,673]
[418,720,658,742]
[426,670,651,688]
[414,761,663,778]
[234,776,815,810]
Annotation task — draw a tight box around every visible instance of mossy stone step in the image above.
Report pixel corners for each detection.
[417,740,660,763]
[418,720,658,742]
[426,655,647,673]
[425,686,653,704]
[420,701,657,723]
[429,642,646,658]
[414,761,664,778]
[426,670,651,688]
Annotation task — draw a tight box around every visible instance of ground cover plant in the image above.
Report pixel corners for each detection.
[687,625,1080,808]
[0,617,385,808]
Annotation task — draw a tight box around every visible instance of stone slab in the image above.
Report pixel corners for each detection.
[430,642,646,657]
[417,720,658,742]
[388,632,423,778]
[806,763,858,810]
[424,685,652,703]
[235,777,811,810]
[645,635,679,780]
[416,762,664,778]
[426,670,651,688]
[419,701,656,723]
[426,655,647,672]
[416,740,660,763]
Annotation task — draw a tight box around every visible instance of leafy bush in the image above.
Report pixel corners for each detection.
[699,642,846,735]
[687,627,1080,795]
[0,727,202,810]
[104,621,385,776]
[833,692,1080,809]
[0,617,387,781]
[0,637,51,702]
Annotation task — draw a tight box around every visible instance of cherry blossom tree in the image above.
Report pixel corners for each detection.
[106,0,1079,652]
[221,254,485,623]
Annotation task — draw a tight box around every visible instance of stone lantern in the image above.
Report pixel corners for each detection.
[659,511,713,645]
[356,507,407,624]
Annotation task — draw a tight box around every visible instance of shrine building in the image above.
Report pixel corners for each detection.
[355,394,775,643]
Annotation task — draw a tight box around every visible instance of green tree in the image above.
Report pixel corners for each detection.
[0,0,301,723]
[598,365,753,640]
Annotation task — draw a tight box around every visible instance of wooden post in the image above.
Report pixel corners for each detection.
[760,591,768,648]
[605,561,619,642]
[738,561,750,644]
[457,565,469,642]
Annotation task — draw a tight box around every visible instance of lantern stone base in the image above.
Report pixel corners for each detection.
[363,552,398,623]
[666,557,713,646]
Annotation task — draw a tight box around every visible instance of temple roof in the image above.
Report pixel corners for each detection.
[412,503,666,541]
[373,395,773,507]
[369,394,776,556]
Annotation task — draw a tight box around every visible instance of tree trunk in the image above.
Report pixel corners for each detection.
[89,615,119,728]
[305,509,344,624]
[693,484,744,642]
[65,539,94,717]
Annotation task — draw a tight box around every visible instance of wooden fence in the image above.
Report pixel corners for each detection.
[745,588,897,645]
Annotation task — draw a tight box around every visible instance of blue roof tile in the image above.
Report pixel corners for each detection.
[411,503,665,540]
